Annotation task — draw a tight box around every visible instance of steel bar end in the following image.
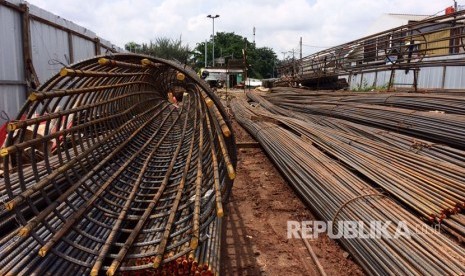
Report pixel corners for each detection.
[141,58,151,66]
[18,226,31,237]
[227,164,236,180]
[28,92,40,102]
[190,237,198,250]
[152,255,162,269]
[59,68,70,77]
[5,200,14,211]
[221,125,231,137]
[217,207,224,218]
[90,267,99,276]
[98,58,110,65]
[205,97,214,107]
[7,122,18,131]
[106,262,119,276]
[38,247,48,257]
[176,72,185,81]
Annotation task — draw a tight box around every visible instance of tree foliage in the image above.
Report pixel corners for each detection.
[125,37,192,64]
[124,42,142,53]
[192,32,245,69]
[192,32,278,78]
[249,47,278,79]
[126,32,278,79]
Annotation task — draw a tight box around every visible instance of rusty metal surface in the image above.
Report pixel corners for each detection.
[0,53,236,275]
[231,88,465,275]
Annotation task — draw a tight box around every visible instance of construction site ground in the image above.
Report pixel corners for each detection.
[220,90,364,275]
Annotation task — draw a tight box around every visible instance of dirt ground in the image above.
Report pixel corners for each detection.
[220,116,365,276]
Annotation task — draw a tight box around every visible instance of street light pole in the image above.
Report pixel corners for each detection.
[207,14,219,67]
[205,39,207,68]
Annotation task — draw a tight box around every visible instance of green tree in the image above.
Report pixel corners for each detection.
[193,32,278,79]
[248,47,278,79]
[193,32,246,69]
[125,42,142,53]
[126,37,192,64]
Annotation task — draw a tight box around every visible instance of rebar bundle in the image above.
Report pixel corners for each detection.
[248,91,465,237]
[265,88,465,115]
[270,94,465,149]
[231,89,465,275]
[0,54,236,275]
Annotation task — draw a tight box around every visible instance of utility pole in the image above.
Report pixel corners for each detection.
[289,49,296,77]
[207,14,220,67]
[243,39,248,93]
[253,26,256,45]
[205,39,207,68]
[300,37,303,59]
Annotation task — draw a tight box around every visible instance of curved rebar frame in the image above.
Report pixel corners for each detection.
[0,53,236,275]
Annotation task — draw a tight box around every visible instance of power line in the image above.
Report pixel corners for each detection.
[302,43,332,49]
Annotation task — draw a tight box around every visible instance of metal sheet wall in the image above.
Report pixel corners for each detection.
[418,67,443,89]
[350,74,363,89]
[376,70,390,87]
[349,71,391,90]
[0,0,122,124]
[0,86,26,125]
[0,5,24,82]
[72,35,96,62]
[30,19,70,83]
[349,66,465,91]
[362,72,376,87]
[394,69,414,88]
[0,4,25,125]
[445,66,465,89]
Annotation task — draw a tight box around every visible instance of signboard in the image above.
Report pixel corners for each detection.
[216,57,225,65]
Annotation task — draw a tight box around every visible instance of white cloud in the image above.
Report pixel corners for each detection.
[26,0,455,57]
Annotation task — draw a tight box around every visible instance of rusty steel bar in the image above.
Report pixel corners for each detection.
[231,90,465,275]
[268,93,465,149]
[264,88,465,115]
[251,91,465,216]
[251,89,465,239]
[0,53,236,275]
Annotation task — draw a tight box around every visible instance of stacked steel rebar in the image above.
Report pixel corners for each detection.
[265,89,465,148]
[231,89,465,275]
[265,88,465,115]
[248,91,465,239]
[0,54,236,275]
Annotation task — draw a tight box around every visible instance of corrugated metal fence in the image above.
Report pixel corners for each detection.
[346,54,465,90]
[0,0,124,125]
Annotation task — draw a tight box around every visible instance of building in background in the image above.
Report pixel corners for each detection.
[201,58,245,88]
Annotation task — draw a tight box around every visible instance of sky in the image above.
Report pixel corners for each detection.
[26,0,457,57]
